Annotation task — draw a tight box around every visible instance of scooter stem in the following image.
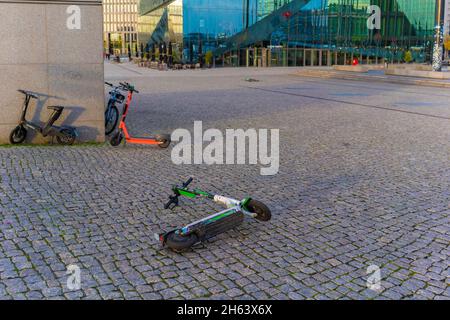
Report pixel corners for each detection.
[42,108,63,136]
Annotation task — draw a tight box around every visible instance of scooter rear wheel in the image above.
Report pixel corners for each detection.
[246,199,272,222]
[156,134,171,149]
[56,129,76,145]
[9,126,27,144]
[166,231,198,252]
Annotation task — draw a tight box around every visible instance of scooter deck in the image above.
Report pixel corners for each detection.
[126,138,162,145]
[196,211,244,242]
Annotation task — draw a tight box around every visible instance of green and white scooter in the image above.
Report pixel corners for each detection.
[158,178,271,252]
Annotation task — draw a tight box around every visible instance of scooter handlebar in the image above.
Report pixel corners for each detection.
[105,82,126,93]
[18,90,38,99]
[164,195,179,210]
[119,82,139,93]
[164,178,193,210]
[182,177,193,188]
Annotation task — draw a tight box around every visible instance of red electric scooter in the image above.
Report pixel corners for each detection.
[109,82,171,148]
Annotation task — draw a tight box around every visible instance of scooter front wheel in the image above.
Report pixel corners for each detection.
[166,231,198,253]
[110,131,124,147]
[56,129,76,145]
[105,103,119,136]
[9,125,27,144]
[246,199,272,222]
[156,134,171,149]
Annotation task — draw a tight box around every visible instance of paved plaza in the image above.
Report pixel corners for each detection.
[0,63,449,300]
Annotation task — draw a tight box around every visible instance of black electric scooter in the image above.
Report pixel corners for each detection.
[104,82,124,136]
[9,90,78,145]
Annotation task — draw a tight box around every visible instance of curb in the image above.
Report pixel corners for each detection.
[294,70,450,88]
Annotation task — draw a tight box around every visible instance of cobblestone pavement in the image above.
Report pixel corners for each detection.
[0,63,449,300]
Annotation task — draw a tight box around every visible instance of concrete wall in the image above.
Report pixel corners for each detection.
[385,67,450,79]
[0,0,104,144]
[445,0,450,35]
[332,65,385,73]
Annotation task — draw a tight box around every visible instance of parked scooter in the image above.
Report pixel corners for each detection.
[109,82,170,148]
[9,90,78,145]
[104,82,124,136]
[158,178,271,252]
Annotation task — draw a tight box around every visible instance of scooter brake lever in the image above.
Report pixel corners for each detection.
[164,195,179,210]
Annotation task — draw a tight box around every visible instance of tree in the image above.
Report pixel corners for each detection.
[205,51,213,66]
[151,43,156,61]
[198,39,203,66]
[145,44,150,61]
[444,35,450,57]
[404,50,413,63]
[172,47,181,64]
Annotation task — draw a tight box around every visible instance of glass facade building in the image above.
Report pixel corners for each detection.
[137,0,441,66]
[138,1,183,46]
[104,0,139,55]
[256,0,294,20]
[182,0,245,62]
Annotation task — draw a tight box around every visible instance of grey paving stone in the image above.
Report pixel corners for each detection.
[4,278,28,294]
[160,288,179,299]
[42,287,63,298]
[226,288,244,298]
[0,66,449,300]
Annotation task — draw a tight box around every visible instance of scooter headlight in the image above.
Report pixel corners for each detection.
[115,93,125,103]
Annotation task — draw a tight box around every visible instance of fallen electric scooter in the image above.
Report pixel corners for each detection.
[9,90,78,145]
[158,178,272,252]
